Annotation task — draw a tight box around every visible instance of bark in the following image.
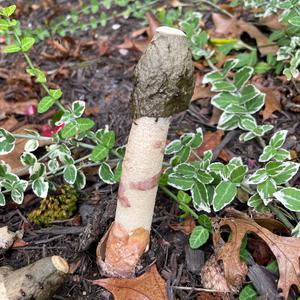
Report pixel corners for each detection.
[0,256,69,300]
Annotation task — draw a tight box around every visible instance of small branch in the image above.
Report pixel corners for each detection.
[197,0,233,17]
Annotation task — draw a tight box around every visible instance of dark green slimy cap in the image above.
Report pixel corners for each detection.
[132,26,195,119]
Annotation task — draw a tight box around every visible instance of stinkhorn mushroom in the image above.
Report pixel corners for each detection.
[0,255,69,300]
[97,26,195,277]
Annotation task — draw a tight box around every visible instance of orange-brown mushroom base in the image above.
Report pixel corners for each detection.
[96,222,149,278]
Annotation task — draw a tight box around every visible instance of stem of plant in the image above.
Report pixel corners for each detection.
[268,204,294,230]
[160,186,199,219]
[12,29,67,113]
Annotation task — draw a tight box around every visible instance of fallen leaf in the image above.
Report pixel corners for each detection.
[197,291,230,300]
[192,130,231,161]
[0,124,50,175]
[145,12,160,39]
[255,85,282,121]
[214,217,300,299]
[212,14,278,55]
[92,265,168,300]
[169,216,196,235]
[192,73,215,101]
[260,14,285,30]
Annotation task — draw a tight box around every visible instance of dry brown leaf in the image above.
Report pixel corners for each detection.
[197,291,229,300]
[92,265,167,300]
[256,85,282,121]
[212,14,278,55]
[214,218,300,299]
[192,73,215,101]
[260,14,285,30]
[192,130,231,161]
[0,124,50,175]
[169,216,196,235]
[145,12,160,39]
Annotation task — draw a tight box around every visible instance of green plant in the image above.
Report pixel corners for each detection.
[233,0,300,79]
[203,59,273,141]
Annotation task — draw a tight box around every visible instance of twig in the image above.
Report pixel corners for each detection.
[197,0,233,18]
[172,285,228,293]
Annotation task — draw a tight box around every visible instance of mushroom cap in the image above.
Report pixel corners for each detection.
[132,26,195,119]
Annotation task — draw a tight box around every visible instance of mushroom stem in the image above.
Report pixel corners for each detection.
[97,26,195,277]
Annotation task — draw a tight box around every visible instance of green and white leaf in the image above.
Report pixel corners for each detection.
[257,178,277,204]
[270,130,288,149]
[165,139,183,155]
[91,144,109,162]
[234,66,254,90]
[77,118,95,133]
[213,181,237,211]
[63,164,77,184]
[38,96,56,113]
[72,100,86,118]
[247,169,268,184]
[74,170,86,190]
[191,181,210,212]
[99,162,116,184]
[259,146,275,162]
[274,188,300,212]
[21,152,37,167]
[168,174,194,191]
[230,165,248,184]
[24,139,39,152]
[0,128,16,155]
[32,178,49,198]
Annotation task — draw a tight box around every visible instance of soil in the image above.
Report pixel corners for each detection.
[0,1,300,300]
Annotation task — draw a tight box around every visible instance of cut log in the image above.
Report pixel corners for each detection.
[0,255,69,300]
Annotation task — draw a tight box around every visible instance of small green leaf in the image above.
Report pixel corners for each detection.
[259,145,275,162]
[74,170,86,190]
[3,43,21,53]
[61,122,78,138]
[274,148,290,161]
[189,226,209,249]
[99,162,116,184]
[0,5,16,17]
[240,84,261,103]
[223,59,238,74]
[191,181,210,212]
[48,159,59,172]
[72,100,85,117]
[174,163,195,178]
[63,164,77,184]
[198,214,212,232]
[289,16,300,26]
[234,66,253,89]
[211,80,236,92]
[21,152,37,167]
[270,130,287,149]
[213,181,237,211]
[0,128,16,154]
[274,188,300,211]
[77,118,95,133]
[230,165,248,184]
[168,174,194,191]
[101,131,115,149]
[177,190,191,204]
[190,128,203,149]
[0,192,5,206]
[32,178,49,198]
[218,113,240,130]
[202,71,223,84]
[196,170,214,184]
[24,139,39,152]
[255,62,272,74]
[239,284,257,300]
[38,96,56,113]
[248,193,269,212]
[165,140,183,155]
[91,144,109,162]
[49,89,62,100]
[257,178,277,203]
[247,168,268,185]
[21,37,35,52]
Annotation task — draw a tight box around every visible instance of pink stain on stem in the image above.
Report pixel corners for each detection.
[129,172,161,191]
[117,182,131,208]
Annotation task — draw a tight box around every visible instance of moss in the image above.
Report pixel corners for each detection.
[28,185,78,226]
